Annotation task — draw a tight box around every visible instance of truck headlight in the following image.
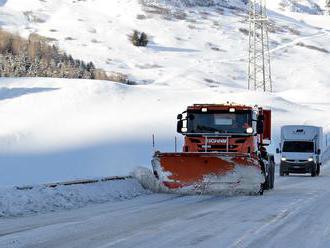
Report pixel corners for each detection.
[281,157,287,161]
[308,157,314,162]
[246,127,254,134]
[181,127,188,133]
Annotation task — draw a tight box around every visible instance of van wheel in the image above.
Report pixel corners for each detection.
[316,163,320,176]
[311,165,316,177]
[280,166,285,177]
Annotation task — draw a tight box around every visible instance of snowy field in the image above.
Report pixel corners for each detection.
[0,0,329,185]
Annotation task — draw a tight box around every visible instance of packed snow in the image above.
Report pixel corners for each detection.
[0,179,149,217]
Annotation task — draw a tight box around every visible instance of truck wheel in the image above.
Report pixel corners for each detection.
[311,165,316,177]
[270,163,275,189]
[260,161,269,191]
[268,173,272,190]
[259,184,264,195]
[268,163,274,189]
[263,177,269,190]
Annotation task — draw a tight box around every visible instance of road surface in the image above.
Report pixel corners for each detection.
[1,164,330,248]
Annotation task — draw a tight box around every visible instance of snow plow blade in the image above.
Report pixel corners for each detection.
[152,152,265,195]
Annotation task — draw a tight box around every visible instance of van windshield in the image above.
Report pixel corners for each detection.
[282,141,314,153]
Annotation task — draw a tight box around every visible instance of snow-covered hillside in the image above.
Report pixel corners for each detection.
[0,0,328,86]
[0,0,329,185]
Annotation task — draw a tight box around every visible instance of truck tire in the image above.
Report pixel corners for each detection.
[263,176,270,190]
[267,173,272,190]
[260,161,269,191]
[270,163,275,189]
[267,157,275,189]
[259,184,264,195]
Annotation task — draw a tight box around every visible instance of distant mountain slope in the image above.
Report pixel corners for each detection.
[277,0,324,14]
[141,0,245,8]
[0,0,327,87]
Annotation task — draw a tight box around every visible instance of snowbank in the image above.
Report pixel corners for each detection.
[0,179,149,217]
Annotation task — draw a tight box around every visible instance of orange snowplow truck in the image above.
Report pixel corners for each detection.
[152,103,275,195]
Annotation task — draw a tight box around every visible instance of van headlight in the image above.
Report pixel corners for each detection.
[308,157,314,162]
[246,127,254,134]
[281,157,287,161]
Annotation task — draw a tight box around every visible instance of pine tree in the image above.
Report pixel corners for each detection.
[131,31,140,46]
[86,61,95,72]
[139,32,149,47]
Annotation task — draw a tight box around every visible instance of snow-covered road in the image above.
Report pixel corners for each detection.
[2,164,330,248]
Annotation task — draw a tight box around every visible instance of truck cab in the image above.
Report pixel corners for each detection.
[277,125,323,177]
[176,104,271,154]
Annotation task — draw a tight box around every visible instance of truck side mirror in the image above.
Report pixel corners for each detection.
[177,120,183,133]
[276,148,281,154]
[258,115,264,121]
[256,120,264,134]
[256,115,264,134]
[317,149,321,155]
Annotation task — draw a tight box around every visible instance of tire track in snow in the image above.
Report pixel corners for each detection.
[230,192,321,248]
[230,162,330,248]
[247,192,330,247]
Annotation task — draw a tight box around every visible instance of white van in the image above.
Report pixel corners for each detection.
[277,125,323,177]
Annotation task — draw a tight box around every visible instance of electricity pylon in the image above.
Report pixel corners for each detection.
[248,0,272,92]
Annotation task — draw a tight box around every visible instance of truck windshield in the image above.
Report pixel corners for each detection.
[282,141,314,153]
[187,112,252,134]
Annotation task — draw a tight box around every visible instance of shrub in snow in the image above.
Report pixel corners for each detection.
[130,31,149,47]
[131,30,140,46]
[140,32,149,46]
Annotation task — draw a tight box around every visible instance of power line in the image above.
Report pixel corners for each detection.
[248,0,272,92]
